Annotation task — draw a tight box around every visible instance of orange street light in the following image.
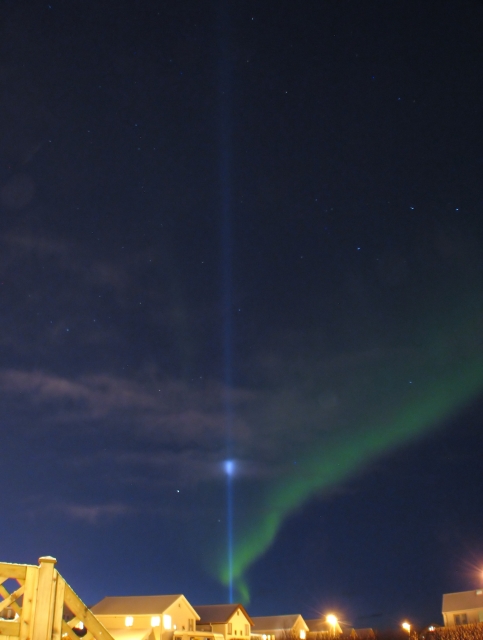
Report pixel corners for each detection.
[326,615,338,636]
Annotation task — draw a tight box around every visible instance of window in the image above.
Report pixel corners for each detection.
[151,617,160,628]
[189,619,194,631]
[228,624,233,634]
[454,614,467,626]
[235,631,237,636]
[163,615,172,630]
[300,632,306,639]
[245,625,249,636]
[125,617,134,628]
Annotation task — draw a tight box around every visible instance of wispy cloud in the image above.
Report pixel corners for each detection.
[19,498,136,524]
[2,233,129,291]
[0,368,256,453]
[59,502,134,524]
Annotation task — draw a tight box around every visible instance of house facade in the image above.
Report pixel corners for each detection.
[250,615,309,640]
[91,595,200,640]
[442,590,483,626]
[195,604,253,640]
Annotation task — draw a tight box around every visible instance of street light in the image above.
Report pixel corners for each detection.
[402,622,411,639]
[326,615,338,636]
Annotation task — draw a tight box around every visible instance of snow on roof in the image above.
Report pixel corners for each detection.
[194,604,253,626]
[92,595,198,618]
[442,590,483,613]
[251,615,308,632]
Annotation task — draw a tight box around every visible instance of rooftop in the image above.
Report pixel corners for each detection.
[442,590,483,613]
[91,595,196,617]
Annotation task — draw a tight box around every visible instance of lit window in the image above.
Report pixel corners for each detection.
[300,632,306,639]
[151,617,161,628]
[228,624,232,634]
[125,617,134,628]
[75,623,85,631]
[164,615,172,630]
[189,620,194,631]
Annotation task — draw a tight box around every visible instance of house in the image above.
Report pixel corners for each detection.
[250,615,309,640]
[91,595,200,640]
[442,589,483,626]
[305,619,343,637]
[194,604,253,640]
[340,630,357,639]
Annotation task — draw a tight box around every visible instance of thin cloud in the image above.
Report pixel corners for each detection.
[61,502,133,524]
[19,500,136,524]
[2,233,129,291]
[0,368,256,448]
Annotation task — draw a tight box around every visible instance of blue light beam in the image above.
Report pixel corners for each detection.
[218,1,235,604]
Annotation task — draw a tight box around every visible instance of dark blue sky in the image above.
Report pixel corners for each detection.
[0,0,482,631]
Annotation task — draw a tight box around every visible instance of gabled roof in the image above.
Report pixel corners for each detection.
[305,620,329,633]
[251,615,308,632]
[442,590,483,613]
[91,595,199,619]
[194,604,253,626]
[340,629,356,638]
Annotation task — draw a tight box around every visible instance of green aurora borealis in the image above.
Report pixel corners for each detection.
[215,301,483,602]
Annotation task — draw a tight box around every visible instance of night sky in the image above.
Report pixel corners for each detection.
[1,0,483,632]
